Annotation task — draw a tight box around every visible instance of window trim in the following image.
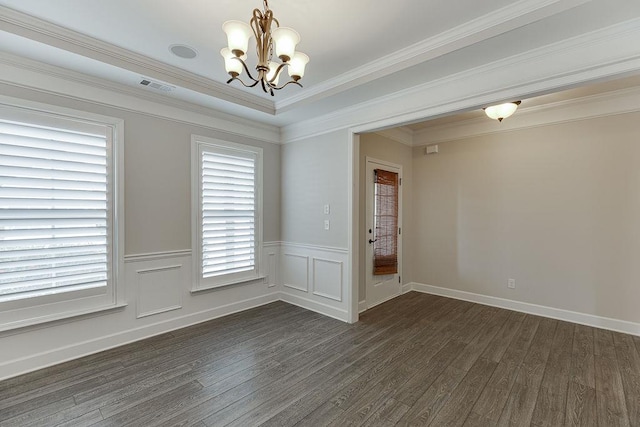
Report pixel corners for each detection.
[190,135,263,292]
[0,95,125,332]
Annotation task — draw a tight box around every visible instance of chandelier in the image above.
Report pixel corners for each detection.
[220,0,309,96]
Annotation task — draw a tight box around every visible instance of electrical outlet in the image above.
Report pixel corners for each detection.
[508,278,516,289]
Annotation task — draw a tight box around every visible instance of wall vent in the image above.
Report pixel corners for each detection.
[139,78,175,92]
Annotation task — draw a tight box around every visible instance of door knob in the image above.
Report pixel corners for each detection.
[368,239,377,244]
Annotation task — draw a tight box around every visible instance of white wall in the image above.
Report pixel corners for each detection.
[358,133,413,303]
[0,83,282,380]
[411,111,640,326]
[281,130,349,248]
[279,130,353,321]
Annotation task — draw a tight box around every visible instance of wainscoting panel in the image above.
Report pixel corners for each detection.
[279,242,350,322]
[282,253,309,292]
[136,264,183,318]
[263,244,279,289]
[312,258,343,301]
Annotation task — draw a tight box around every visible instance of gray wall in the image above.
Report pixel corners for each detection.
[359,133,413,302]
[281,130,349,248]
[0,83,281,254]
[411,111,640,324]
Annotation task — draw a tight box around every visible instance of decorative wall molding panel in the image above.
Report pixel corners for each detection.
[282,254,309,292]
[410,282,640,337]
[279,242,350,322]
[136,264,183,318]
[312,258,343,302]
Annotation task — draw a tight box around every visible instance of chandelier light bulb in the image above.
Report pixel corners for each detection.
[271,27,300,62]
[288,52,309,80]
[222,20,252,57]
[484,101,521,122]
[220,48,245,77]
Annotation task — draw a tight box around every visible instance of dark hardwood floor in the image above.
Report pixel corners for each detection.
[1,292,639,426]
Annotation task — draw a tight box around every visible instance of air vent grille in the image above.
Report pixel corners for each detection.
[139,78,174,92]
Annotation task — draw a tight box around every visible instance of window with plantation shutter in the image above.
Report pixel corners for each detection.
[192,136,262,290]
[0,99,123,331]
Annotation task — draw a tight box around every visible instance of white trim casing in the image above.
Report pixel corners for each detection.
[0,95,126,332]
[410,283,640,337]
[190,135,264,292]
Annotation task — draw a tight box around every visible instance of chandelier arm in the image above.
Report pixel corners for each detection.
[270,79,303,91]
[227,75,261,88]
[267,62,288,84]
[230,57,260,83]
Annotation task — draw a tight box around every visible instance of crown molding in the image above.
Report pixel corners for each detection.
[281,18,640,143]
[0,6,275,115]
[413,86,640,146]
[0,52,281,144]
[274,0,590,112]
[373,127,414,147]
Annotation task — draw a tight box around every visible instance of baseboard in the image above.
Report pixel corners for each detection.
[410,282,640,337]
[279,292,349,323]
[0,293,280,381]
[401,283,412,294]
[358,300,367,313]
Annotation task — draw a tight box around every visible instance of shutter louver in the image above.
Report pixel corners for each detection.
[201,150,256,278]
[0,120,109,302]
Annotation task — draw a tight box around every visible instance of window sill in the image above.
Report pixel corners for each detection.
[191,275,267,294]
[0,302,128,335]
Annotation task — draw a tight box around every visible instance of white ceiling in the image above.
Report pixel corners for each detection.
[1,0,640,127]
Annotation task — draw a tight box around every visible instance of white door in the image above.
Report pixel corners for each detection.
[365,158,402,309]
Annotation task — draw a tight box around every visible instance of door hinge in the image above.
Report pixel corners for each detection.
[399,178,402,185]
[398,276,401,283]
[398,227,401,235]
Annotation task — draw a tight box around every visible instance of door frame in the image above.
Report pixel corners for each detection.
[364,156,403,311]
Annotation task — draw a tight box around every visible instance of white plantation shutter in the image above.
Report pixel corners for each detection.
[201,149,256,278]
[0,119,110,302]
[193,137,262,290]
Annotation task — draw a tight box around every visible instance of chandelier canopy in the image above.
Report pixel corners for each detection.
[221,0,309,96]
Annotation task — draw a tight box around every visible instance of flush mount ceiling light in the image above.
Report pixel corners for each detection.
[483,101,521,122]
[221,0,309,96]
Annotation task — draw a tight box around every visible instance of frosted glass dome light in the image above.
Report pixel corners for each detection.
[484,101,522,122]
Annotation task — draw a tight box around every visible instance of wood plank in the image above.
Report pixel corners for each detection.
[496,317,557,426]
[468,314,540,422]
[613,332,640,426]
[565,380,597,426]
[530,320,575,427]
[426,357,499,426]
[570,324,596,388]
[593,328,630,427]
